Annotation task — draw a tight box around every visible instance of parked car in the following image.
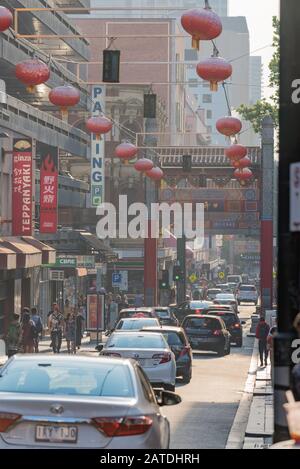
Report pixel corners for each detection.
[182,315,231,356]
[0,355,181,449]
[236,284,259,305]
[204,310,245,347]
[100,331,176,391]
[141,326,192,383]
[174,300,213,322]
[213,293,238,313]
[206,288,222,301]
[153,307,179,326]
[115,317,160,332]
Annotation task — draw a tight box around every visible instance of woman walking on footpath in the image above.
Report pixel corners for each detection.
[65,313,76,354]
[20,312,36,354]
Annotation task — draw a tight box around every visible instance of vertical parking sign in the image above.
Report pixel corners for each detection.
[91,86,106,207]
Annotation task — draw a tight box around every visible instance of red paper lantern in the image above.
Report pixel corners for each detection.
[115,142,138,162]
[232,156,251,169]
[15,59,50,93]
[216,116,242,137]
[0,6,13,32]
[225,144,247,162]
[181,7,222,50]
[134,158,154,172]
[86,116,113,140]
[234,168,253,181]
[49,85,80,120]
[196,57,232,91]
[146,167,164,181]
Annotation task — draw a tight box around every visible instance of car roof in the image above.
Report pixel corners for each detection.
[154,306,170,310]
[141,326,184,333]
[120,307,153,312]
[216,293,235,297]
[240,284,256,288]
[183,314,222,321]
[7,354,132,366]
[119,317,157,321]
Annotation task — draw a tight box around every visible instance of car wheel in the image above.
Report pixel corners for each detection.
[216,347,225,357]
[164,383,175,392]
[182,369,192,384]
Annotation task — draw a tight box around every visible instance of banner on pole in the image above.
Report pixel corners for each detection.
[39,143,59,233]
[91,86,106,207]
[12,138,33,236]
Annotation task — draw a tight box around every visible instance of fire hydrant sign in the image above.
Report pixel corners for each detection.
[290,162,300,232]
[39,143,58,233]
[12,138,33,236]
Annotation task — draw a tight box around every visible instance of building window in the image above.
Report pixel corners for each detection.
[203,94,212,103]
[206,110,212,119]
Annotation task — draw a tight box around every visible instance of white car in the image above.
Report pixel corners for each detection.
[0,355,181,449]
[213,293,238,312]
[237,285,259,305]
[101,332,176,391]
[114,317,160,332]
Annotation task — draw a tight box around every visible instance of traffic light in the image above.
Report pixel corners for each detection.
[144,94,157,118]
[182,154,192,172]
[173,265,184,282]
[103,50,120,83]
[159,270,169,289]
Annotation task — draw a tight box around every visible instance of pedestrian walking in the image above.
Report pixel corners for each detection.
[31,307,43,353]
[256,316,270,367]
[65,313,76,354]
[20,312,36,354]
[6,313,21,357]
[74,308,85,349]
[48,306,65,353]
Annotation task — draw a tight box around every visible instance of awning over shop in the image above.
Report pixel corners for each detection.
[0,246,17,270]
[79,231,117,261]
[0,236,56,270]
[22,236,56,265]
[0,237,42,269]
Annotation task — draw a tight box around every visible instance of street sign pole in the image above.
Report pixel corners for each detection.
[274,0,300,443]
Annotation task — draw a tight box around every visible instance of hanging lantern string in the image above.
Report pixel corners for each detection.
[204,0,211,9]
[210,36,233,118]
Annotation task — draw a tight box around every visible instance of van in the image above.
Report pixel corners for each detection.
[227,275,242,286]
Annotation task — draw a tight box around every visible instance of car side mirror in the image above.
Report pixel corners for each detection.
[95,344,103,352]
[153,388,182,406]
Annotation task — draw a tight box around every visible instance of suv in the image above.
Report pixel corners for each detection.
[237,285,258,305]
[204,310,245,347]
[182,315,231,356]
[153,307,179,326]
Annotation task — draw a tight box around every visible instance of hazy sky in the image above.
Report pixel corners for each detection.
[229,0,280,99]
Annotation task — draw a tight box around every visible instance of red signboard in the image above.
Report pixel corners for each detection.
[12,138,33,236]
[87,294,105,331]
[39,143,58,233]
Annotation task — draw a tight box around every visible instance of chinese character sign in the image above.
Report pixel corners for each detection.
[12,138,33,236]
[39,143,58,233]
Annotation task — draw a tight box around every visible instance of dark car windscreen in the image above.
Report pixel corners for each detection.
[107,334,166,349]
[117,318,158,330]
[155,310,171,319]
[120,310,152,318]
[184,317,221,330]
[208,313,237,327]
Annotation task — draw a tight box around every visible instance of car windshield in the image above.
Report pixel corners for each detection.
[208,313,237,327]
[184,317,220,330]
[239,285,256,291]
[207,289,221,295]
[190,301,210,309]
[0,361,134,397]
[107,333,167,349]
[116,318,158,330]
[155,309,170,318]
[227,276,241,283]
[120,310,151,318]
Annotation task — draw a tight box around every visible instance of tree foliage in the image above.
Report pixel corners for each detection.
[236,17,279,133]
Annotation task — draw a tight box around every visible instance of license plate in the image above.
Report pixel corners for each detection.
[35,425,78,443]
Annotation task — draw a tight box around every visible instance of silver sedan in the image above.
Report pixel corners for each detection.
[0,355,180,449]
